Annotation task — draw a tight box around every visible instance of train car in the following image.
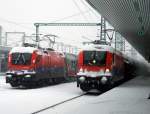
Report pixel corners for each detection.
[76,44,129,91]
[64,53,77,77]
[6,45,77,88]
[63,53,77,81]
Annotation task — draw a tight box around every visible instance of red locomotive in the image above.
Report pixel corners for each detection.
[6,44,77,88]
[76,42,135,91]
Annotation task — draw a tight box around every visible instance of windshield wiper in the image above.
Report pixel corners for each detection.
[15,53,21,64]
[21,54,26,64]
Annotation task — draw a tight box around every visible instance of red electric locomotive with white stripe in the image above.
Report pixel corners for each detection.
[6,44,77,88]
[76,42,134,91]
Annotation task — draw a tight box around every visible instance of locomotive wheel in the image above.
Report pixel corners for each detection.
[36,79,47,87]
[104,81,114,90]
[22,82,36,88]
[97,85,103,91]
[80,83,90,92]
[52,78,57,84]
[10,82,19,87]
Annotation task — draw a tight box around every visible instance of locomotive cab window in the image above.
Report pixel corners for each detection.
[83,51,106,66]
[11,53,32,65]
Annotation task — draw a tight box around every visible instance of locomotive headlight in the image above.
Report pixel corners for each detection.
[93,59,96,64]
[32,59,35,64]
[79,76,86,83]
[105,68,112,76]
[79,68,83,72]
[105,69,110,73]
[77,68,86,75]
[6,75,12,78]
[25,75,31,78]
[101,77,108,84]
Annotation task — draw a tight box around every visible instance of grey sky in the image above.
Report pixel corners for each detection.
[0,0,102,47]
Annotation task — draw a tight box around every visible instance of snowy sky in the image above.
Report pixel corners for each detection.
[0,0,102,47]
[0,0,145,60]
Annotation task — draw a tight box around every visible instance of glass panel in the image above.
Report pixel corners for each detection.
[83,51,106,66]
[11,53,32,65]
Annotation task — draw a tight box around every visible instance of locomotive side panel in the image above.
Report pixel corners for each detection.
[111,53,125,82]
[34,51,43,78]
[77,51,83,72]
[50,51,66,78]
[106,52,113,70]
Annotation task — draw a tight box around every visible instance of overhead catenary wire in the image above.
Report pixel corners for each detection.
[80,0,101,20]
[0,1,101,47]
[0,17,35,31]
[72,0,89,22]
[0,10,93,46]
[0,10,93,33]
[0,0,101,34]
[51,10,91,23]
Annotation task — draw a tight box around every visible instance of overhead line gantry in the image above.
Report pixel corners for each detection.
[34,23,101,43]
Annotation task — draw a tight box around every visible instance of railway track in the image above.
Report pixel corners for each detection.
[31,93,87,114]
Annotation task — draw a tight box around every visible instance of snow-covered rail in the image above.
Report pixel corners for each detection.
[31,93,87,114]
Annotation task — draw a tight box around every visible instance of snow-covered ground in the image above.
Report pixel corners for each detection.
[0,74,150,114]
[0,75,88,114]
[40,75,150,114]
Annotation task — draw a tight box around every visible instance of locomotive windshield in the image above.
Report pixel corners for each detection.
[11,53,32,65]
[83,51,106,66]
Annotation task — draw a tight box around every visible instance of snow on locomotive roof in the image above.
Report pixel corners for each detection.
[10,47,38,54]
[80,44,124,58]
[82,44,115,52]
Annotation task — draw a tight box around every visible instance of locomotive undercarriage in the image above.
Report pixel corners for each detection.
[6,73,38,87]
[6,72,72,88]
[77,76,114,91]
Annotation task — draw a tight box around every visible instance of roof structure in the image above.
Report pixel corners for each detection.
[86,0,150,61]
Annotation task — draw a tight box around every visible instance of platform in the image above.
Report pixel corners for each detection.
[41,75,150,114]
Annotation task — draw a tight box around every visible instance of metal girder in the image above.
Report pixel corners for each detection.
[34,23,101,26]
[5,32,25,46]
[34,22,101,44]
